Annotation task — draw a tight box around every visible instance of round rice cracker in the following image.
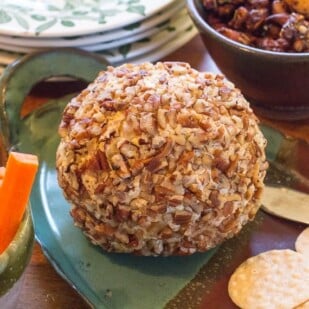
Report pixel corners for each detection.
[295,227,309,258]
[228,249,309,309]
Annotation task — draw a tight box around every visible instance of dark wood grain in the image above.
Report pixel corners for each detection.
[16,34,309,309]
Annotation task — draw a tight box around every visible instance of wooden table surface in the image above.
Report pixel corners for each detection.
[16,34,309,309]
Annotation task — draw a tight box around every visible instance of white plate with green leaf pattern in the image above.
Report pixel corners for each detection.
[0,9,192,55]
[0,1,184,47]
[0,0,175,37]
[0,5,189,53]
[96,11,194,62]
[0,17,197,69]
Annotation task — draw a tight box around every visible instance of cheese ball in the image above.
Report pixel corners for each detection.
[56,62,268,256]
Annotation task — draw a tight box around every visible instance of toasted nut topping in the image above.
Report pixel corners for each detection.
[57,62,268,256]
[174,210,193,225]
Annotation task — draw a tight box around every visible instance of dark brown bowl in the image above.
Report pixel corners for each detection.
[187,0,309,120]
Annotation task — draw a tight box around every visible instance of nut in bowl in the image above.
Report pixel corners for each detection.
[186,0,309,120]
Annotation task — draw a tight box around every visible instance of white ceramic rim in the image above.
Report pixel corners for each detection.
[0,8,192,63]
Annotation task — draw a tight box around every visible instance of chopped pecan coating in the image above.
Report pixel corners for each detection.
[57,62,267,256]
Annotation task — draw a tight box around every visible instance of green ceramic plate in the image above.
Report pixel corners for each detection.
[1,49,308,308]
[0,49,219,308]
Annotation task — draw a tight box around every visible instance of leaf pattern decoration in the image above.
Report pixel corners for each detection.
[47,5,61,12]
[99,9,121,17]
[72,11,88,16]
[3,4,29,13]
[119,44,131,57]
[118,0,141,4]
[63,2,75,11]
[31,14,47,22]
[35,18,57,35]
[98,15,106,24]
[0,10,12,24]
[61,20,75,27]
[127,5,145,16]
[13,13,29,30]
[123,21,141,30]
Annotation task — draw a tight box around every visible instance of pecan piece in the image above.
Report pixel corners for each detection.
[145,157,168,173]
[97,149,110,171]
[110,154,131,178]
[174,210,192,225]
[150,203,167,214]
[177,113,200,128]
[209,190,221,207]
[115,205,130,222]
[119,141,138,159]
[94,223,116,237]
[160,227,173,239]
[99,99,127,111]
[168,195,184,207]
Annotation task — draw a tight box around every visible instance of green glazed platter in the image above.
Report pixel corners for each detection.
[0,49,307,308]
[0,50,219,308]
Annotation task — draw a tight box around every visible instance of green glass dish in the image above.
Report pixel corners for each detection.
[0,48,307,308]
[0,82,34,307]
[0,208,34,307]
[0,49,219,308]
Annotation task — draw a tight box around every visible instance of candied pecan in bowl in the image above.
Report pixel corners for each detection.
[56,62,268,256]
[202,0,309,52]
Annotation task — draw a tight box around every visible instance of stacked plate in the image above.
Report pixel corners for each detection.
[0,0,198,73]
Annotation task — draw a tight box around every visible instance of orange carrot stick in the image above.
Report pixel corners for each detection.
[0,152,38,254]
